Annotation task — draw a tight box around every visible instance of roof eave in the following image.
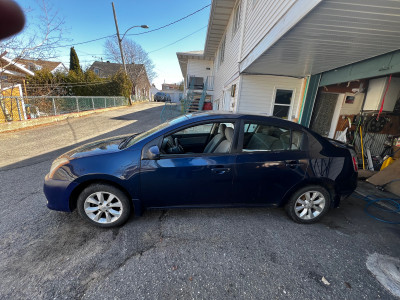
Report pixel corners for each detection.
[203,0,235,57]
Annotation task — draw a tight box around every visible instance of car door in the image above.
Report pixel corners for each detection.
[234,120,309,205]
[139,121,238,208]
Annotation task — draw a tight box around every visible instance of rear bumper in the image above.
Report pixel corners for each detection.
[333,172,358,207]
[43,174,78,212]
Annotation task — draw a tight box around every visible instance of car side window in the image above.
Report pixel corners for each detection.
[244,123,257,133]
[174,123,213,135]
[161,122,235,155]
[242,122,304,152]
[291,130,304,150]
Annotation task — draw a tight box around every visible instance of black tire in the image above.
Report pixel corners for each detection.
[77,183,131,228]
[285,185,331,224]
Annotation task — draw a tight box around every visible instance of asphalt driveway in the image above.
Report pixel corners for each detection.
[0,102,399,299]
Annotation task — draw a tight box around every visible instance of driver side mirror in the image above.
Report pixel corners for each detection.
[147,145,160,160]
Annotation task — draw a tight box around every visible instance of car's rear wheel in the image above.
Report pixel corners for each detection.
[77,184,131,228]
[285,185,331,224]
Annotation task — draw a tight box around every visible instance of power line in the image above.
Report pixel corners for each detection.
[148,26,207,54]
[12,4,211,50]
[127,4,210,37]
[29,25,208,61]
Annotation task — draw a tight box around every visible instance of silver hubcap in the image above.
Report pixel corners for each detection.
[294,191,325,220]
[84,191,123,224]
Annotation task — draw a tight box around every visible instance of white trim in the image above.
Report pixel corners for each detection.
[231,0,241,39]
[0,68,26,77]
[18,84,27,120]
[237,0,248,62]
[270,87,296,121]
[328,93,345,139]
[234,76,244,113]
[239,0,321,73]
[0,56,35,76]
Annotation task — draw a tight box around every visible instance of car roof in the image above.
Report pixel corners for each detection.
[180,112,306,130]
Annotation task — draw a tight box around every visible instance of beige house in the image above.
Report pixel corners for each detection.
[89,61,151,99]
[0,55,66,89]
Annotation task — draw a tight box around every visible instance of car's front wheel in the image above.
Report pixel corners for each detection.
[285,185,331,224]
[77,184,131,227]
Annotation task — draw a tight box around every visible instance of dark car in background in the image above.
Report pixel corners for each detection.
[43,113,358,227]
[154,92,171,102]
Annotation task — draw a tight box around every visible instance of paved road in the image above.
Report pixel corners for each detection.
[0,102,399,299]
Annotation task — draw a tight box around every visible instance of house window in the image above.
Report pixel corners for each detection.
[218,35,226,66]
[272,89,293,119]
[0,75,8,81]
[94,68,99,75]
[232,2,241,35]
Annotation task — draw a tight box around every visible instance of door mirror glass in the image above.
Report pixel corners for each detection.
[147,146,160,160]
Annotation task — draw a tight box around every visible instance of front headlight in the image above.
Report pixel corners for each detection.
[49,157,70,179]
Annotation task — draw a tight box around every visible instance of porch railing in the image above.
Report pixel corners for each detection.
[186,75,214,91]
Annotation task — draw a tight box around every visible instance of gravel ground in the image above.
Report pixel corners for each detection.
[0,102,399,299]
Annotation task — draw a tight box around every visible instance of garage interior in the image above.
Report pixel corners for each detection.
[310,73,400,197]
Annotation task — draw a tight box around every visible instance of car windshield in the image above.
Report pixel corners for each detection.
[121,115,190,149]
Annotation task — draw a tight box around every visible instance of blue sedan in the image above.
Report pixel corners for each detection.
[44,113,358,227]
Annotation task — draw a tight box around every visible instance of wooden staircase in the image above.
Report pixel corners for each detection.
[188,98,201,112]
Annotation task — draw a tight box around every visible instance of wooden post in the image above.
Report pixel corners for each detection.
[16,97,22,120]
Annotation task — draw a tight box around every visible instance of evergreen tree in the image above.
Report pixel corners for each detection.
[69,47,82,74]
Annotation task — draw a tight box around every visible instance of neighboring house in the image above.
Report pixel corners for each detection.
[18,59,67,74]
[176,0,400,140]
[0,56,67,87]
[161,82,183,103]
[161,83,179,90]
[0,55,34,87]
[89,61,150,99]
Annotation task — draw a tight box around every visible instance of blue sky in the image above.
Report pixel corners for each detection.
[18,0,211,89]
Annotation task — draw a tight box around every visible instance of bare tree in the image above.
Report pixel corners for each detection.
[0,0,65,91]
[0,0,65,121]
[104,37,156,86]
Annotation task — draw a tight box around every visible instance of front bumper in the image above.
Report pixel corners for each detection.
[43,174,79,212]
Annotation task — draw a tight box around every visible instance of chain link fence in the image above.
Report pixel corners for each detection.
[0,96,136,122]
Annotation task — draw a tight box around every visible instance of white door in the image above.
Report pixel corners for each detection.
[223,90,231,111]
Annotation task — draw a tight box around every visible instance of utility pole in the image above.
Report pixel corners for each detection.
[111,2,132,105]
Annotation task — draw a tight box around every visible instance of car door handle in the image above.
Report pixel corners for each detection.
[285,160,299,168]
[211,167,231,174]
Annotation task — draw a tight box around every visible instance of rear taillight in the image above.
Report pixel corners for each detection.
[349,149,358,172]
[352,156,358,172]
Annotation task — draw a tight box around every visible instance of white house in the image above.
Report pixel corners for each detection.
[177,51,214,104]
[177,0,400,134]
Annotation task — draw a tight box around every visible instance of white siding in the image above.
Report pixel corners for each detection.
[242,0,400,76]
[241,0,296,60]
[213,0,244,103]
[238,75,303,120]
[187,59,213,79]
